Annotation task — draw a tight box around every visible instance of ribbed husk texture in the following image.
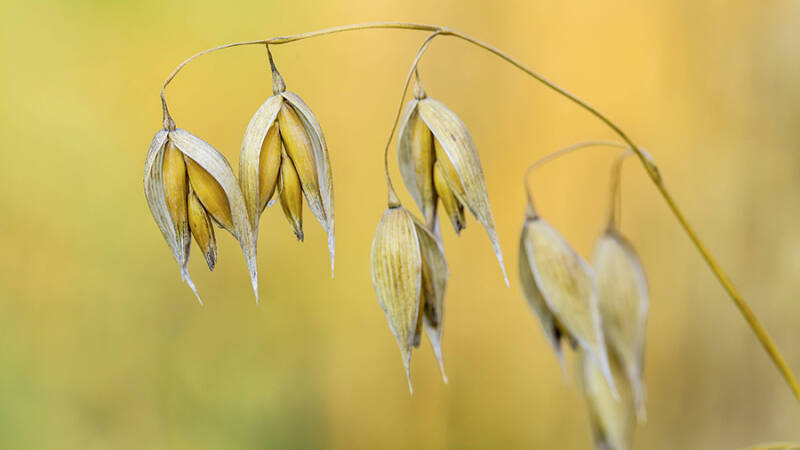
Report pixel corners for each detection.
[397,82,506,285]
[594,229,649,421]
[371,206,449,393]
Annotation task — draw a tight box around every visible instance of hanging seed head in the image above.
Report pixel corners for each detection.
[594,229,649,421]
[188,188,218,271]
[397,77,506,284]
[239,50,334,275]
[519,211,617,395]
[144,128,259,302]
[578,350,636,450]
[518,207,564,370]
[278,149,304,241]
[371,205,449,392]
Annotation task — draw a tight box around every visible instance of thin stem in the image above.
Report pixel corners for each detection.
[654,180,800,400]
[523,140,629,212]
[607,151,634,230]
[159,22,443,127]
[159,21,800,402]
[382,32,441,206]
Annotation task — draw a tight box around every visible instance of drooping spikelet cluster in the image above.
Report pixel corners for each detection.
[144,48,332,303]
[518,181,648,450]
[239,48,334,271]
[143,24,799,450]
[144,125,258,303]
[370,74,507,391]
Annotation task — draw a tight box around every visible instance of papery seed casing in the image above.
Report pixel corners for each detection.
[594,231,649,420]
[279,150,304,241]
[412,216,449,383]
[184,156,234,232]
[418,97,507,284]
[371,207,423,391]
[258,122,283,212]
[433,161,465,233]
[525,217,616,394]
[519,221,564,368]
[410,112,436,225]
[188,189,217,271]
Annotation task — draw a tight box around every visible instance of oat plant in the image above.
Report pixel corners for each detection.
[145,22,799,447]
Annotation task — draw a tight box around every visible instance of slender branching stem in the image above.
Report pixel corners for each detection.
[159,21,800,402]
[607,151,634,230]
[654,179,800,400]
[382,32,441,206]
[523,140,629,214]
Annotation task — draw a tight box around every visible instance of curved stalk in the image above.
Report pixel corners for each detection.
[382,32,441,206]
[654,179,800,400]
[607,151,634,230]
[523,140,629,214]
[158,21,800,402]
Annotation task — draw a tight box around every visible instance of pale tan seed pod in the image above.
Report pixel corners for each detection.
[161,140,190,263]
[433,161,465,233]
[239,50,334,274]
[578,350,636,450]
[518,205,564,370]
[188,188,217,271]
[240,95,284,227]
[397,80,506,284]
[278,150,304,241]
[184,156,234,232]
[371,206,449,392]
[145,127,258,302]
[594,229,649,421]
[520,212,616,394]
[416,213,449,382]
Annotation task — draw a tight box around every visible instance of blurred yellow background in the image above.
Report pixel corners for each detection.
[1,0,799,448]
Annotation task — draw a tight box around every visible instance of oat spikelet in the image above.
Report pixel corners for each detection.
[150,128,258,300]
[397,83,506,284]
[144,130,200,302]
[239,54,334,275]
[520,211,616,394]
[594,230,649,421]
[371,206,449,392]
[518,209,564,371]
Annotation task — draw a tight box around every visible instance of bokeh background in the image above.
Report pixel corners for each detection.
[1,0,799,448]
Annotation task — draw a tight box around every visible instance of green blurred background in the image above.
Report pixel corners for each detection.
[1,0,799,448]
